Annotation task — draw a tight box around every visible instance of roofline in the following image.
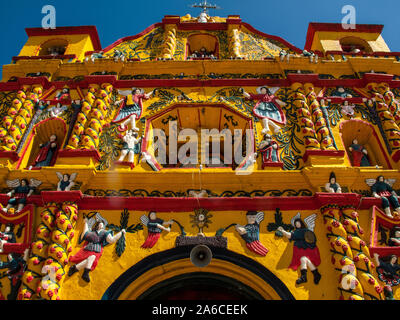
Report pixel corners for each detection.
[25,26,102,51]
[305,22,384,51]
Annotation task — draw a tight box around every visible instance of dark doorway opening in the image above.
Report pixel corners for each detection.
[138,272,264,300]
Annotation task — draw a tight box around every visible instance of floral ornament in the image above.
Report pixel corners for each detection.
[190,209,213,237]
[107,209,143,257]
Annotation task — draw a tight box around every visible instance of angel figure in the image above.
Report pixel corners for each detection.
[118,130,142,163]
[3,178,42,214]
[341,100,356,118]
[241,86,286,134]
[114,88,155,131]
[56,172,78,191]
[140,212,174,249]
[235,211,269,256]
[367,176,400,219]
[324,172,342,193]
[68,212,125,283]
[277,213,321,285]
[49,103,68,118]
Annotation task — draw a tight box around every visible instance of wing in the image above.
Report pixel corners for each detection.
[304,214,317,232]
[29,179,42,188]
[140,215,149,227]
[70,173,78,182]
[95,212,108,228]
[118,90,131,97]
[255,212,265,225]
[291,212,301,228]
[269,87,280,95]
[385,179,396,187]
[56,172,63,181]
[6,179,20,188]
[365,179,376,187]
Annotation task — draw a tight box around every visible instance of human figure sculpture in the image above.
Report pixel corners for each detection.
[349,139,370,167]
[369,176,400,219]
[113,49,125,62]
[3,179,42,214]
[242,86,286,134]
[388,226,400,246]
[68,213,125,283]
[259,134,280,166]
[0,224,16,253]
[86,51,105,63]
[302,50,318,63]
[373,253,400,299]
[118,130,142,164]
[115,88,154,130]
[278,213,321,285]
[341,101,356,118]
[31,134,58,168]
[235,211,269,256]
[324,172,342,193]
[56,172,78,191]
[140,212,174,249]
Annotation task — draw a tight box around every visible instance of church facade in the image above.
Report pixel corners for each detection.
[0,11,399,300]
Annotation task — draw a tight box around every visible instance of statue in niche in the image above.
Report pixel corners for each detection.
[30,134,58,169]
[117,130,142,164]
[114,88,155,131]
[140,212,174,249]
[56,172,78,191]
[0,223,16,253]
[258,134,280,167]
[68,212,125,283]
[3,178,42,214]
[348,138,370,167]
[235,211,269,256]
[388,226,400,246]
[277,213,321,285]
[324,172,342,193]
[241,86,286,134]
[366,176,400,219]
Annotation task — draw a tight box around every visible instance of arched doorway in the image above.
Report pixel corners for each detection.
[102,246,295,300]
[138,272,264,300]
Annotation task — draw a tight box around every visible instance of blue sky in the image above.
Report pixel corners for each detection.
[0,0,399,77]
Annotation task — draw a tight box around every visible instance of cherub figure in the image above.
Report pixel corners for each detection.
[278,213,321,285]
[86,51,105,63]
[140,212,174,249]
[113,49,125,62]
[366,176,400,219]
[118,130,142,164]
[3,179,42,214]
[56,172,78,191]
[49,102,68,118]
[324,172,342,193]
[341,100,356,118]
[68,212,125,283]
[114,88,154,131]
[241,86,286,134]
[235,211,269,256]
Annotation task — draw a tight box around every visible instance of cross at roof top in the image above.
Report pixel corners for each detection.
[191,0,220,14]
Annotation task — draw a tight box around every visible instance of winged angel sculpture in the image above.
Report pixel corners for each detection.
[3,178,42,214]
[366,176,400,219]
[235,211,269,256]
[278,213,322,285]
[56,172,78,191]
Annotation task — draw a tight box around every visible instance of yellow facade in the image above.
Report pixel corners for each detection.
[0,14,399,301]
